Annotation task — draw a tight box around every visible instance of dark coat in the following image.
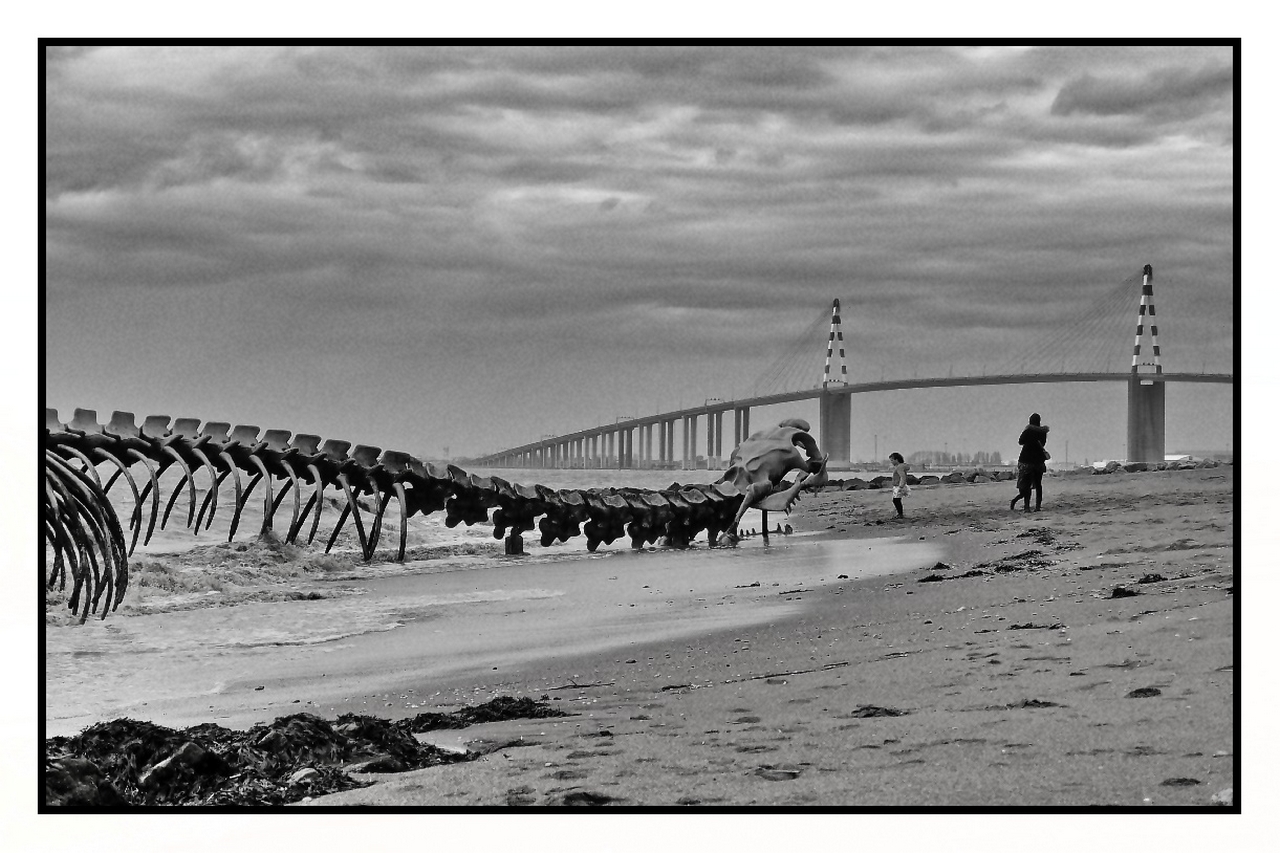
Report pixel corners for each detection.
[1017,424,1050,466]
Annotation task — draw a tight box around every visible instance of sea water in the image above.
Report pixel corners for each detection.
[45,532,940,735]
[469,465,734,492]
[44,464,939,734]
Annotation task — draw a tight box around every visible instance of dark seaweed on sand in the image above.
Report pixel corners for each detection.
[44,696,568,807]
[848,705,910,717]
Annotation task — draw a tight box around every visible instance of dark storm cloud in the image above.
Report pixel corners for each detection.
[1051,61,1233,119]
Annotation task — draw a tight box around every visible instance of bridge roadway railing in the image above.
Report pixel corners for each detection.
[467,371,1233,468]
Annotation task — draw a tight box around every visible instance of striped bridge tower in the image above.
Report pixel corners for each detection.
[1132,264,1162,374]
[1127,264,1165,463]
[819,298,852,465]
[823,298,849,386]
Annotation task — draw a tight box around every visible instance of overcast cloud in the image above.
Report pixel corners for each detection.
[43,45,1235,461]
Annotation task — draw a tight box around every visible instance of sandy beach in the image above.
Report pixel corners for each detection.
[45,464,1235,808]
[289,465,1234,808]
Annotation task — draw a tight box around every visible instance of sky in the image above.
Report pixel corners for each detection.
[43,44,1236,463]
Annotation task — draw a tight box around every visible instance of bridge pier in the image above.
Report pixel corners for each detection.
[705,413,712,466]
[706,410,723,468]
[1127,265,1165,464]
[734,406,750,447]
[682,416,692,469]
[1127,376,1165,464]
[819,390,851,465]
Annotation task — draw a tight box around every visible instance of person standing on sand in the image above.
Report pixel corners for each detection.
[889,452,910,518]
[1010,413,1050,512]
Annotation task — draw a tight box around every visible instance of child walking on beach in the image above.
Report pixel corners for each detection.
[889,452,910,518]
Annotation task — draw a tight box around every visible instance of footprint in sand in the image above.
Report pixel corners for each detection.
[505,786,537,806]
[1160,777,1201,787]
[548,769,590,780]
[754,765,803,781]
[847,705,910,718]
[566,749,611,759]
[556,790,619,806]
[1127,687,1163,698]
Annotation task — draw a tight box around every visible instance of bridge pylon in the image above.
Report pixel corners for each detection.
[820,298,852,465]
[823,298,848,386]
[1126,264,1165,463]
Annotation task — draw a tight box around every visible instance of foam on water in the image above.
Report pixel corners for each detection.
[44,577,571,730]
[48,537,940,725]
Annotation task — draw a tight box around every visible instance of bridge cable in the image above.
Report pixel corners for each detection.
[994,270,1144,376]
[1031,278,1135,373]
[744,307,833,397]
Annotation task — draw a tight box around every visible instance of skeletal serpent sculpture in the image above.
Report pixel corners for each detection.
[43,408,749,622]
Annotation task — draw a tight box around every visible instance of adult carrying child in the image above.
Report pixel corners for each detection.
[1010,413,1049,512]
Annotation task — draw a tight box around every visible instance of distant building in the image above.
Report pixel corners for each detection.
[1167,449,1234,463]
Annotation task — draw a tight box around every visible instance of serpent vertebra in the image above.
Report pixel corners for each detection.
[43,408,747,621]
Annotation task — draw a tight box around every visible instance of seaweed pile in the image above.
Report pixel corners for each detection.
[44,696,567,807]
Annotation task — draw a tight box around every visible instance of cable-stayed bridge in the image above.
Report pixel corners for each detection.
[469,265,1233,469]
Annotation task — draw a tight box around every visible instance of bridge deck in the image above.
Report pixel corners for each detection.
[472,372,1232,464]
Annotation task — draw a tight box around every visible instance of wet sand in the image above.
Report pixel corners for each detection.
[282,465,1236,807]
[45,518,939,737]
